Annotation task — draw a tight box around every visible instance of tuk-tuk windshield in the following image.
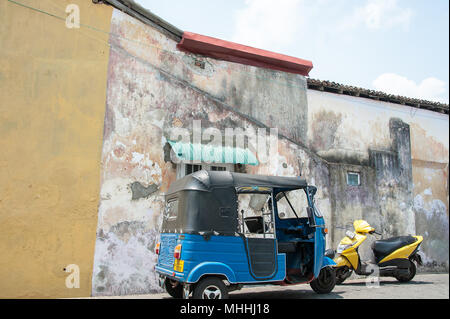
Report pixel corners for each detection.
[275,189,309,219]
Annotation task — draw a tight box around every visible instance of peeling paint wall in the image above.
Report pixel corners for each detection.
[91,9,315,296]
[308,90,449,271]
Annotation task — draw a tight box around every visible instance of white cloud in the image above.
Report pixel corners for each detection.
[342,0,414,31]
[372,73,448,103]
[231,0,304,51]
[230,0,414,53]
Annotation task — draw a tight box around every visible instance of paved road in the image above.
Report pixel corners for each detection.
[226,273,449,299]
[91,273,448,299]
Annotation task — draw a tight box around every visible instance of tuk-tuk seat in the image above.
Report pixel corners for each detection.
[244,216,264,234]
[278,242,297,253]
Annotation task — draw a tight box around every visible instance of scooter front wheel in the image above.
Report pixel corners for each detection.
[310,267,336,294]
[336,267,352,285]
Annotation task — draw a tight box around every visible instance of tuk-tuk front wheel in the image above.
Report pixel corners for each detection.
[310,267,336,294]
[192,277,229,299]
[165,279,183,299]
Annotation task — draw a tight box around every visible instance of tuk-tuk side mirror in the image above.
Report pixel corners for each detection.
[306,207,316,227]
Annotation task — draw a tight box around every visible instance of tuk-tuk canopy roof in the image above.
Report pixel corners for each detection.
[167,170,308,195]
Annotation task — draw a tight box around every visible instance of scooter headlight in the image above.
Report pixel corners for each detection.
[336,244,353,254]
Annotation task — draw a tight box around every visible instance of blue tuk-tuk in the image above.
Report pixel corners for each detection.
[155,170,336,299]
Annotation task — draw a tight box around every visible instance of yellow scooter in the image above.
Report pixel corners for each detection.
[333,220,423,284]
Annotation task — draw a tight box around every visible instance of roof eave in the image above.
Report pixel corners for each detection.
[177,32,313,76]
[307,78,449,115]
[101,0,183,41]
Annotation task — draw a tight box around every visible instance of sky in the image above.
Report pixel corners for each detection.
[135,0,449,104]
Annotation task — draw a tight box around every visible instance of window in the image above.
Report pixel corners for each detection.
[211,166,226,171]
[185,164,202,175]
[237,193,274,238]
[177,163,234,179]
[347,172,360,186]
[276,189,309,219]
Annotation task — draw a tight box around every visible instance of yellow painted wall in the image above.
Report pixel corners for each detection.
[0,0,112,298]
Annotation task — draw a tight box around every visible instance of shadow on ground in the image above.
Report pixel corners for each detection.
[336,279,434,287]
[229,289,345,299]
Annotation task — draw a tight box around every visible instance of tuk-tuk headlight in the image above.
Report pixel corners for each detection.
[336,244,353,254]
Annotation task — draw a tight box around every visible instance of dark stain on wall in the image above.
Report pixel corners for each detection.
[325,118,415,251]
[389,118,413,191]
[130,182,158,200]
[327,162,380,245]
[311,110,342,153]
[219,69,309,145]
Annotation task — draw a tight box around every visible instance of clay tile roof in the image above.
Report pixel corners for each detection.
[307,78,449,115]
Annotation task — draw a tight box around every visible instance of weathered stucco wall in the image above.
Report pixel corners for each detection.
[91,8,319,296]
[0,0,112,297]
[307,90,449,270]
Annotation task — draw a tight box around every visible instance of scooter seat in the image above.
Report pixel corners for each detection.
[372,236,417,262]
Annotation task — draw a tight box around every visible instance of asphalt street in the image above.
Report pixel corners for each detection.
[88,273,448,299]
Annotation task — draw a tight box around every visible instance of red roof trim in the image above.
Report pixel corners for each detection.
[177,32,313,76]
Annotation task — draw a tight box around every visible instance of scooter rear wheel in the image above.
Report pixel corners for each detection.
[395,260,416,283]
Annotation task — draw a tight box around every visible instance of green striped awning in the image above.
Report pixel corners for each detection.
[168,140,259,166]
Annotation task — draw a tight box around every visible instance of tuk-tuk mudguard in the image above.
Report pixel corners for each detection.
[321,256,336,269]
[187,262,237,284]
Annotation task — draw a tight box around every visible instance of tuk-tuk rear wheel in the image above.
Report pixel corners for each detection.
[310,267,336,294]
[165,279,183,299]
[192,277,229,300]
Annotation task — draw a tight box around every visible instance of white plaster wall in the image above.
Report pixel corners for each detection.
[307,90,449,163]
